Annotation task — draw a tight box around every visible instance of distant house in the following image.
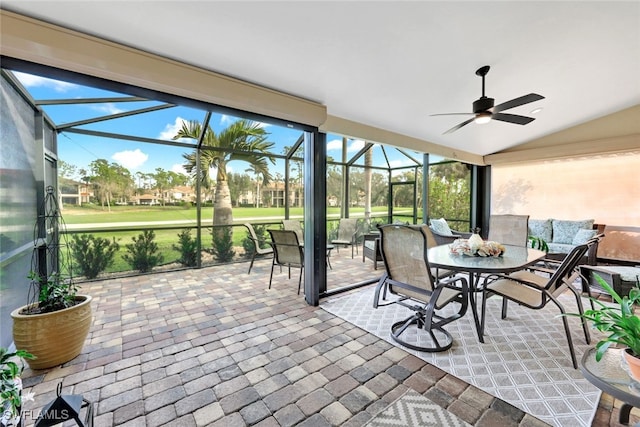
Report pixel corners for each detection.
[133,194,160,205]
[59,178,93,205]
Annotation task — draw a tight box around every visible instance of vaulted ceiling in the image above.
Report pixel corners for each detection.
[2,1,639,161]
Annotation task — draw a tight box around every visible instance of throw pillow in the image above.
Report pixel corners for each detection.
[572,229,597,245]
[430,218,453,236]
[528,219,553,242]
[552,219,595,244]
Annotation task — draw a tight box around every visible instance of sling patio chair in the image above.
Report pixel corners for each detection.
[282,219,304,244]
[487,214,530,247]
[268,229,304,295]
[331,218,359,258]
[244,223,274,274]
[480,238,598,369]
[373,224,469,352]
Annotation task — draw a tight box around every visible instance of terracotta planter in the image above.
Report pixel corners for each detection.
[623,348,640,381]
[11,296,92,370]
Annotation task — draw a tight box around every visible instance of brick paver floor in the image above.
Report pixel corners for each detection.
[17,249,639,426]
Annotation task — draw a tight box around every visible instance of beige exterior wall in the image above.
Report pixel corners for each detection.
[492,152,640,227]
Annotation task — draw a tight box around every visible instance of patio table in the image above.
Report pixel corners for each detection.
[581,347,640,425]
[428,244,546,343]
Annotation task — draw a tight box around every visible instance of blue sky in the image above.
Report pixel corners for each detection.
[15,72,421,180]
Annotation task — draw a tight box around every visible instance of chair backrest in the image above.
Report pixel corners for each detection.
[378,224,435,301]
[245,223,272,255]
[488,214,530,246]
[268,229,303,267]
[417,224,438,249]
[546,242,590,294]
[336,218,358,242]
[282,220,304,243]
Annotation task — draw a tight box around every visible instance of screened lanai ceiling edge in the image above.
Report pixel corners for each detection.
[0,10,327,129]
[320,115,484,166]
[484,104,640,165]
[2,9,637,167]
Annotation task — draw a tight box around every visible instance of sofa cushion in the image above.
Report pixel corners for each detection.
[430,218,453,236]
[547,242,575,254]
[572,229,597,245]
[552,219,595,244]
[528,219,552,242]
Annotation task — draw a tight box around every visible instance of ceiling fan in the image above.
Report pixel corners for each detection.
[432,65,544,134]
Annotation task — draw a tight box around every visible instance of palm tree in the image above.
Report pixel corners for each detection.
[176,119,274,231]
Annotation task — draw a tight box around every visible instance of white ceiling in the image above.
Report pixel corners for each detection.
[2,1,640,156]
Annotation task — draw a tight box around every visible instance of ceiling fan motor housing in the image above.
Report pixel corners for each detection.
[473,96,494,113]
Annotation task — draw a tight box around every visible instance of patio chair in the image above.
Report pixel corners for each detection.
[487,214,530,246]
[428,218,471,246]
[418,224,455,280]
[480,239,596,369]
[245,223,274,274]
[373,224,469,352]
[331,218,359,258]
[282,219,304,244]
[268,229,304,294]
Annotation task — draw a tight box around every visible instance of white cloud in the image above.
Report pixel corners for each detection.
[91,103,123,115]
[112,149,148,170]
[348,139,365,152]
[171,163,189,175]
[220,115,235,126]
[326,138,365,152]
[159,117,191,141]
[14,72,77,92]
[326,138,343,151]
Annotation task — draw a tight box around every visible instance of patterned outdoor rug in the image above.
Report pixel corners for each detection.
[365,390,471,427]
[322,284,605,427]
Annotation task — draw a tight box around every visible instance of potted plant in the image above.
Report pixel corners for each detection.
[10,186,92,370]
[1,347,34,426]
[573,273,640,379]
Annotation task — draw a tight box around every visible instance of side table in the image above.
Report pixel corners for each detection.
[580,347,640,425]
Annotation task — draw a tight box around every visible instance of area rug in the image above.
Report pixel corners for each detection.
[322,285,604,427]
[365,390,471,427]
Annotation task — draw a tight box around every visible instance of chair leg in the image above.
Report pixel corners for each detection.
[268,260,276,289]
[566,284,592,344]
[373,274,388,308]
[561,314,578,369]
[247,252,257,274]
[501,298,508,319]
[297,267,304,295]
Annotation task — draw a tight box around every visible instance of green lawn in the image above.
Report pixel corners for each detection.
[61,204,396,224]
[61,204,415,277]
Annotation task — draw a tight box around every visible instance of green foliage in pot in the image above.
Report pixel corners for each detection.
[572,274,640,361]
[528,235,549,252]
[25,271,78,314]
[1,347,34,425]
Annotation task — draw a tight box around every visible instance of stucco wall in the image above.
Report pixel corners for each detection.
[492,152,640,227]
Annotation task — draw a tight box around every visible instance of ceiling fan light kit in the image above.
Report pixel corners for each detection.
[432,65,545,134]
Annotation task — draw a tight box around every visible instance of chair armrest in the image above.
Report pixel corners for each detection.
[429,227,467,246]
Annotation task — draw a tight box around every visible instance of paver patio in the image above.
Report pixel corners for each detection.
[16,249,638,426]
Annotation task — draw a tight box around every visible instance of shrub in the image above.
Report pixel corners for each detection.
[70,234,120,279]
[122,230,164,273]
[212,226,235,262]
[173,229,198,267]
[241,224,269,258]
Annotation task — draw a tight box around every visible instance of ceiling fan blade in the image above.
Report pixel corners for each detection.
[492,113,535,125]
[430,113,474,117]
[443,117,475,134]
[493,93,544,113]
